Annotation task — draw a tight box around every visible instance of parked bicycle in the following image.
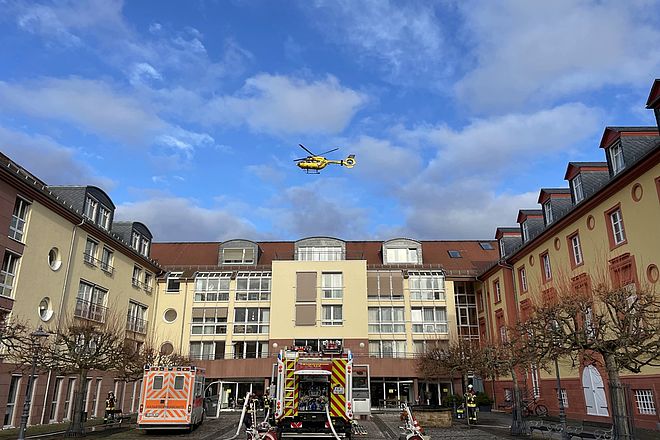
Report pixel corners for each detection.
[521,397,548,417]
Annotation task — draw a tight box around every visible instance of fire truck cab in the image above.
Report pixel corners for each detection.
[273,341,353,438]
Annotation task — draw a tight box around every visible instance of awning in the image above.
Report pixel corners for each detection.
[294,370,331,376]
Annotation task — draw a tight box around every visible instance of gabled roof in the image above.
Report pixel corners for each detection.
[495,227,521,238]
[599,126,658,148]
[646,79,660,108]
[516,209,543,223]
[564,162,608,180]
[537,188,571,204]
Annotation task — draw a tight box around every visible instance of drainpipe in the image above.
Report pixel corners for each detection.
[40,218,85,424]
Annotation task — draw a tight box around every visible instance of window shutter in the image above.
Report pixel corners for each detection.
[367,272,379,297]
[391,272,403,296]
[296,272,317,302]
[223,249,243,262]
[295,304,316,326]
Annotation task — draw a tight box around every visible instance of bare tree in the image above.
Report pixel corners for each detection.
[116,339,191,383]
[525,280,660,440]
[24,315,129,436]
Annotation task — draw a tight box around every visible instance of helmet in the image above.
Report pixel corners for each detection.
[467,384,473,389]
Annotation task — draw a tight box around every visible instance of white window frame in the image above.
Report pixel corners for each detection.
[100,247,113,273]
[222,248,255,264]
[191,311,227,335]
[233,307,270,334]
[634,389,656,415]
[9,197,30,242]
[411,307,448,333]
[368,340,407,358]
[610,143,625,174]
[558,388,569,408]
[297,246,343,261]
[235,272,271,301]
[321,305,343,326]
[132,266,143,287]
[542,253,552,281]
[522,221,529,242]
[232,341,268,359]
[3,375,21,427]
[144,272,153,292]
[610,209,626,245]
[531,365,540,398]
[499,239,506,258]
[322,272,343,299]
[97,206,110,230]
[84,196,98,222]
[572,175,584,203]
[519,267,528,292]
[544,201,553,224]
[127,301,148,333]
[0,252,20,298]
[49,377,64,422]
[494,280,501,303]
[571,234,583,265]
[131,231,140,250]
[84,238,98,265]
[386,247,418,264]
[139,237,149,256]
[408,271,445,300]
[166,272,183,293]
[368,307,405,333]
[194,272,231,301]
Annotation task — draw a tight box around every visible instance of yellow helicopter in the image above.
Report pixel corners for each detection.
[294,144,356,173]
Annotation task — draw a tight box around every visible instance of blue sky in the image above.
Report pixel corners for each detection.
[1,0,658,242]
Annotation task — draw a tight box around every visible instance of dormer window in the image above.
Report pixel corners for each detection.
[140,238,150,256]
[222,248,255,264]
[386,248,418,264]
[84,196,98,221]
[543,201,553,224]
[130,231,150,257]
[522,221,529,242]
[610,143,625,174]
[571,175,584,203]
[499,239,506,258]
[297,247,342,261]
[131,232,140,250]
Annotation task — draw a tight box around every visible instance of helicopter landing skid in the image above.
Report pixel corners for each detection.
[305,170,321,174]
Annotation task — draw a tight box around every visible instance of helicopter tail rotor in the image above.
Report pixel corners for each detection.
[342,154,356,168]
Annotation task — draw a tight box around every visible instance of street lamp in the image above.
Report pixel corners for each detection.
[18,326,50,440]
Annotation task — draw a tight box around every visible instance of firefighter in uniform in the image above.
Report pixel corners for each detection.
[464,384,477,423]
[104,391,116,423]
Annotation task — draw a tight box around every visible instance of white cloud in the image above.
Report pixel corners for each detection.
[205,74,367,135]
[306,0,449,85]
[399,103,602,180]
[129,62,162,86]
[0,77,164,145]
[0,125,114,188]
[115,197,259,241]
[455,0,660,111]
[262,179,370,239]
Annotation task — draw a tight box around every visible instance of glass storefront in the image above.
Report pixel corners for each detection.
[370,378,414,408]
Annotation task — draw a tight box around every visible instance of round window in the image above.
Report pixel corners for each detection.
[39,297,53,321]
[163,309,178,323]
[48,248,62,271]
[160,342,174,356]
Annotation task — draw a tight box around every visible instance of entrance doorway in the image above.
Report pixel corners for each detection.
[370,379,414,409]
[582,365,609,416]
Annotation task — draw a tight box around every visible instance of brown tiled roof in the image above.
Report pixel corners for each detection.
[152,240,499,277]
[151,242,220,266]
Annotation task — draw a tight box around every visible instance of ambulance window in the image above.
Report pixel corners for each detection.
[153,376,164,390]
[174,376,185,390]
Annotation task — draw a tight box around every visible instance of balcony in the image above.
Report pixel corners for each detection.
[83,253,98,267]
[74,298,107,323]
[126,315,148,334]
[100,260,114,275]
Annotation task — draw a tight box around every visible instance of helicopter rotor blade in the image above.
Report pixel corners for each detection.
[293,157,307,162]
[298,144,315,156]
[318,147,339,156]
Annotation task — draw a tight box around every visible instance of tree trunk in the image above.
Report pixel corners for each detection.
[510,368,527,436]
[66,370,88,437]
[604,354,632,440]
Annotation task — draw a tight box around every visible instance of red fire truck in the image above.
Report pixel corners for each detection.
[137,365,205,431]
[273,341,353,438]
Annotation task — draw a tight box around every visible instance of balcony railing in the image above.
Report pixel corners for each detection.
[74,298,107,323]
[100,260,114,275]
[126,315,148,334]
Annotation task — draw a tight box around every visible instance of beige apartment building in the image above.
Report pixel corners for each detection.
[150,238,496,410]
[478,80,660,431]
[0,153,161,427]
